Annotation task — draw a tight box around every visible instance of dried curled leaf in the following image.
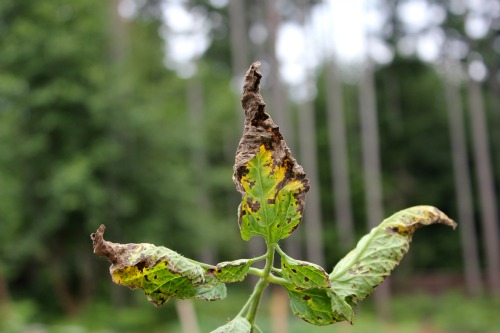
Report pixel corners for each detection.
[233,62,309,243]
[91,225,226,306]
[329,206,456,320]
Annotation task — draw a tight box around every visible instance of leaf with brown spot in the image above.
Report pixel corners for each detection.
[233,62,309,243]
[208,259,252,283]
[90,225,226,306]
[329,206,456,315]
[287,288,346,326]
[280,252,330,290]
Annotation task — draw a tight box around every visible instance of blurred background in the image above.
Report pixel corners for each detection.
[0,0,499,332]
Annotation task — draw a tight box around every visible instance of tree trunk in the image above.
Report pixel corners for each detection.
[265,0,291,140]
[265,0,303,260]
[444,65,482,296]
[467,78,500,294]
[326,58,355,250]
[175,299,201,333]
[108,0,130,307]
[270,287,289,333]
[359,58,390,319]
[298,97,325,267]
[187,76,217,265]
[229,0,249,127]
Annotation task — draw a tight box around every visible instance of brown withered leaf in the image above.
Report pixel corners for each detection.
[233,62,310,242]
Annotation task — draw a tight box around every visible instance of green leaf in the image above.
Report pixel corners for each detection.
[194,274,227,301]
[91,225,226,306]
[209,259,252,283]
[233,62,309,244]
[330,206,456,307]
[287,288,345,326]
[236,146,308,243]
[280,253,330,290]
[210,316,251,333]
[327,290,356,324]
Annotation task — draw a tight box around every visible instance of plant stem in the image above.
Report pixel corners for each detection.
[242,242,275,330]
[188,253,268,270]
[248,268,287,285]
[266,273,287,285]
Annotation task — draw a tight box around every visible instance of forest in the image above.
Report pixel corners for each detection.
[0,0,499,332]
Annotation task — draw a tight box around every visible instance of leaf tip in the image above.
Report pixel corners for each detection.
[420,205,458,230]
[241,61,263,100]
[90,224,117,263]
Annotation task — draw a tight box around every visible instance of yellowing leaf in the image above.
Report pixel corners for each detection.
[233,62,309,243]
[329,206,456,312]
[209,259,252,283]
[91,225,226,306]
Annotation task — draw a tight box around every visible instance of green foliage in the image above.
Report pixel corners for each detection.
[237,145,308,243]
[92,62,456,332]
[90,226,226,306]
[280,252,330,290]
[209,259,252,283]
[211,316,252,333]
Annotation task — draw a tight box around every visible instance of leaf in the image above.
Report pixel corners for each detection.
[329,206,456,308]
[194,273,227,301]
[90,225,226,306]
[208,259,252,283]
[210,316,251,333]
[287,288,345,326]
[327,290,356,324]
[280,253,330,290]
[233,62,309,244]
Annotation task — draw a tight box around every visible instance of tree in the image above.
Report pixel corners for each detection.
[325,57,355,250]
[359,58,390,318]
[443,60,482,296]
[467,75,500,293]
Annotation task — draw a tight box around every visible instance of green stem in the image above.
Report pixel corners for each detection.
[275,244,287,257]
[241,242,276,329]
[266,273,287,285]
[188,260,214,270]
[248,267,264,277]
[188,253,267,270]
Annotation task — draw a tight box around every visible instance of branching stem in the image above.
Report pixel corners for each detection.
[239,242,276,331]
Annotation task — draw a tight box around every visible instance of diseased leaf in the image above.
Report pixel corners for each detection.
[194,273,227,301]
[233,62,309,243]
[209,259,252,283]
[287,288,345,326]
[210,316,251,333]
[280,253,330,290]
[90,225,226,306]
[329,206,456,310]
[327,290,356,324]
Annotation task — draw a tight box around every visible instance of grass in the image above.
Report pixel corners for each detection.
[2,288,500,333]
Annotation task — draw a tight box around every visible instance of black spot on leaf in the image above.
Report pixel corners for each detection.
[135,261,146,272]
